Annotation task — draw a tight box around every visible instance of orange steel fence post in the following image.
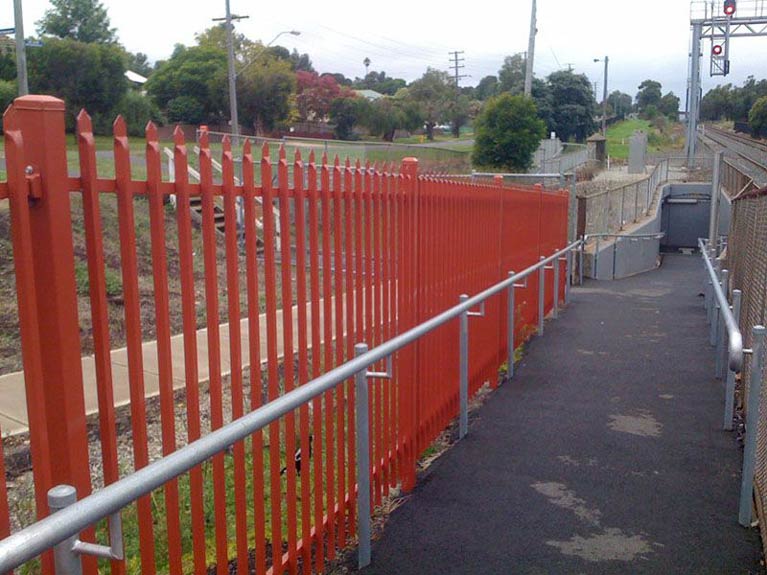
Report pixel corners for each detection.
[4,96,94,575]
[400,158,419,492]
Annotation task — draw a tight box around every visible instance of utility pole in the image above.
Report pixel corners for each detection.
[602,56,609,135]
[524,0,537,96]
[594,56,609,135]
[213,1,249,143]
[13,0,28,96]
[449,51,467,93]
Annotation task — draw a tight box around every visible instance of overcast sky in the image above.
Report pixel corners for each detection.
[5,0,767,103]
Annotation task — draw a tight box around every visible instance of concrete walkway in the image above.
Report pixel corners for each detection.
[0,296,341,436]
[362,254,763,574]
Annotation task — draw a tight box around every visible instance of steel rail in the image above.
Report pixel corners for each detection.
[0,240,584,573]
[699,237,743,372]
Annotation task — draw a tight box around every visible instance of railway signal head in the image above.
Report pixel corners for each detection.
[724,0,736,16]
[713,44,724,56]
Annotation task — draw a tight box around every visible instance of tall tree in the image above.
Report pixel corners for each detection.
[472,93,546,171]
[636,80,662,116]
[126,52,152,77]
[408,68,453,140]
[749,95,767,138]
[701,84,734,121]
[658,92,680,119]
[546,70,597,142]
[607,91,633,120]
[145,45,228,124]
[27,37,127,129]
[498,54,526,94]
[477,75,499,101]
[239,56,296,133]
[37,0,117,44]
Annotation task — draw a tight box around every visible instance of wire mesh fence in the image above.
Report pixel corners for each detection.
[726,187,767,552]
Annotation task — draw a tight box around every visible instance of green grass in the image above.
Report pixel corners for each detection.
[606,119,653,160]
[606,118,685,160]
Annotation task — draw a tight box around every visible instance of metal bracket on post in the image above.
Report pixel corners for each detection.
[49,485,124,575]
[354,343,394,570]
[739,326,766,527]
[724,290,742,431]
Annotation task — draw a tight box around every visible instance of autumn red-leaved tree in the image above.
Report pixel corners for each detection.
[296,71,354,121]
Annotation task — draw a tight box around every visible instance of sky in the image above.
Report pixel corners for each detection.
[4,0,767,104]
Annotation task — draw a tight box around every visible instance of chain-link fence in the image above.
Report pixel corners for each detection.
[578,160,670,235]
[726,187,767,552]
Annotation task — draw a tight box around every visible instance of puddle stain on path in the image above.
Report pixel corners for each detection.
[531,481,657,563]
[608,411,663,438]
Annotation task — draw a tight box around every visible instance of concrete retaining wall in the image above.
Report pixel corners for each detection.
[584,182,727,280]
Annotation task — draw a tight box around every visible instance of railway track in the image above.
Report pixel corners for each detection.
[700,126,767,186]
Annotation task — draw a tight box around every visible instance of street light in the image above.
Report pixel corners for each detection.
[594,56,609,136]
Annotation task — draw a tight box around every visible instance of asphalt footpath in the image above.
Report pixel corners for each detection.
[361,253,764,575]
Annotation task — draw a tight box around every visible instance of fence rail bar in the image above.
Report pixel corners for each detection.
[700,238,744,372]
[0,239,583,573]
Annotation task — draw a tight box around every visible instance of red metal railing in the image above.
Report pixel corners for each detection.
[0,95,568,575]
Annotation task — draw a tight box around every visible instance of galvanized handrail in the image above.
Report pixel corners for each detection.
[0,240,584,574]
[699,237,743,373]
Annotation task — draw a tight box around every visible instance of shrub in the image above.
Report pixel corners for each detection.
[749,96,767,139]
[472,94,546,172]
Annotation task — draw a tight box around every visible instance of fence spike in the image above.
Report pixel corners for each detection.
[262,141,270,158]
[243,138,252,156]
[309,150,316,164]
[113,115,127,138]
[222,135,231,153]
[76,109,92,133]
[321,151,328,165]
[295,149,303,163]
[145,121,158,142]
[279,145,286,161]
[334,155,341,168]
[173,125,186,146]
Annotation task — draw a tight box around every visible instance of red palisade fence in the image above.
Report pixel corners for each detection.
[0,95,569,575]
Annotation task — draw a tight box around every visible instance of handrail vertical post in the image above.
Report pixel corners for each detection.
[739,325,766,527]
[507,274,515,380]
[553,252,560,319]
[706,280,713,322]
[459,295,469,439]
[710,291,720,348]
[579,238,585,285]
[724,289,742,430]
[565,251,572,304]
[49,486,83,575]
[354,344,372,569]
[594,236,601,280]
[538,257,545,336]
[714,270,729,377]
[717,269,731,380]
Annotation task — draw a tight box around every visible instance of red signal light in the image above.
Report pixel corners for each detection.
[713,45,724,55]
[724,0,736,15]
